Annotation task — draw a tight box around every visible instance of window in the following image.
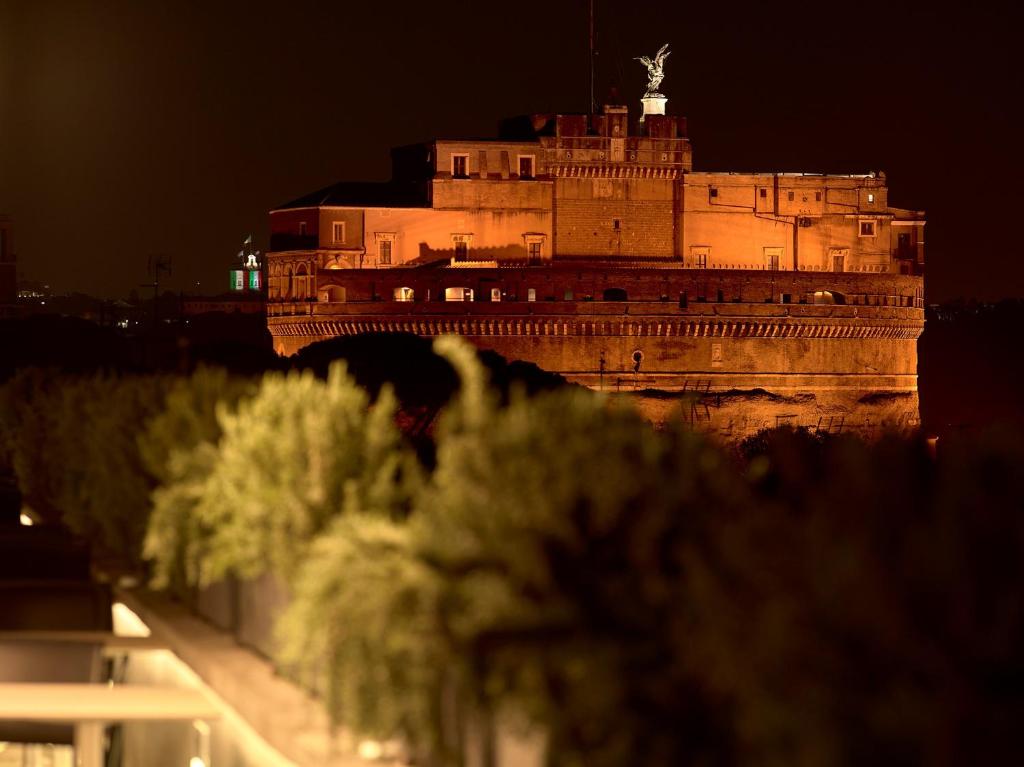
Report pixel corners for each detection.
[859,220,876,237]
[830,248,849,272]
[696,253,707,269]
[528,240,542,263]
[518,155,535,179]
[298,221,307,236]
[451,154,469,178]
[379,239,392,265]
[332,221,346,243]
[787,191,795,202]
[759,188,767,198]
[393,287,414,302]
[452,233,472,261]
[764,247,783,271]
[868,193,875,203]
[690,246,710,269]
[815,191,822,202]
[527,288,537,302]
[710,187,719,198]
[612,219,621,231]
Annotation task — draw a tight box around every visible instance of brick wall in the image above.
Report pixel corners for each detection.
[555,199,676,257]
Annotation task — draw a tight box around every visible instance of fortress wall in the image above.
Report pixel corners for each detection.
[309,266,922,305]
[554,178,677,257]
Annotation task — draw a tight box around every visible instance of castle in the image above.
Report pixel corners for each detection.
[264,88,924,437]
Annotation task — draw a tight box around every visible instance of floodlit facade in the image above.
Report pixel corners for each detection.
[265,104,925,437]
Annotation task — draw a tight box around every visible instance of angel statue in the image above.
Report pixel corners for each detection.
[635,43,671,97]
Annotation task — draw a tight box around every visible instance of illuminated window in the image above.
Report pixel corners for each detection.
[518,155,535,179]
[451,154,469,178]
[379,240,392,265]
[527,288,537,302]
[332,222,346,243]
[868,193,875,203]
[859,220,876,237]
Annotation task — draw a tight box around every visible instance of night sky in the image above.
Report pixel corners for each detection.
[1,1,1021,301]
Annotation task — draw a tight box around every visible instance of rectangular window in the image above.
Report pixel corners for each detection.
[612,219,621,231]
[859,220,876,237]
[759,188,767,198]
[451,154,469,178]
[832,254,846,272]
[518,155,535,179]
[690,246,710,269]
[787,191,795,202]
[764,247,783,271]
[454,241,468,261]
[332,222,345,243]
[379,239,392,265]
[528,241,542,263]
[298,221,307,236]
[709,187,718,198]
[868,193,875,204]
[815,191,822,202]
[527,288,537,302]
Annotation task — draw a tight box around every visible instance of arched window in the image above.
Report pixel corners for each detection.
[812,290,846,305]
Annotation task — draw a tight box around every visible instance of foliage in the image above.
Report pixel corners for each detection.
[276,514,447,751]
[0,369,170,565]
[181,362,420,586]
[140,367,257,593]
[685,428,1024,767]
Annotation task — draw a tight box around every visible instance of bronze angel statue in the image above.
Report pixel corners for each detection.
[635,43,670,97]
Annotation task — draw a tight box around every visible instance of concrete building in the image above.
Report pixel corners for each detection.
[265,104,925,437]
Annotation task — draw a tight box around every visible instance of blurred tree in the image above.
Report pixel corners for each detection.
[685,427,1024,767]
[140,367,257,594]
[183,362,420,586]
[0,370,170,565]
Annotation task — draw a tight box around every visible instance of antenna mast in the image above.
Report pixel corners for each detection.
[589,0,596,113]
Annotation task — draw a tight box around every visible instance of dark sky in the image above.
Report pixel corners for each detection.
[1,1,1021,301]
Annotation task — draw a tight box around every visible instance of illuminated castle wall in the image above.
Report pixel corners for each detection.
[265,105,925,437]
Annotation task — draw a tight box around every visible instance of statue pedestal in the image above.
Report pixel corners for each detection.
[640,95,667,121]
